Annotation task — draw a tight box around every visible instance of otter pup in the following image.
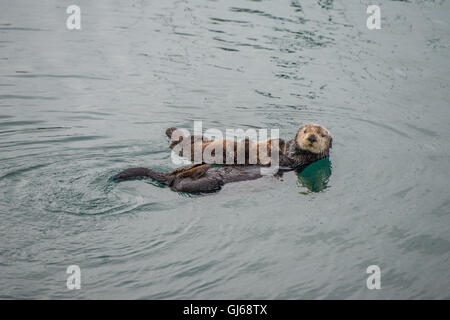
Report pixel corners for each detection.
[112,124,332,193]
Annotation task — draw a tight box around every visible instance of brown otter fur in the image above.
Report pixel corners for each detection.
[166,127,284,165]
[112,163,265,193]
[112,124,332,193]
[279,123,332,170]
[166,123,332,169]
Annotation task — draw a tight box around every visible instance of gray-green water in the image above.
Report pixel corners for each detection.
[1,0,449,299]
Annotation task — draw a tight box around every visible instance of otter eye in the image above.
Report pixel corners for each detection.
[304,130,307,133]
[321,134,326,137]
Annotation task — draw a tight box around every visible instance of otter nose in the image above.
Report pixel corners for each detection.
[308,134,317,143]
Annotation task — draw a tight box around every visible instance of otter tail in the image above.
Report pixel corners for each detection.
[112,167,168,184]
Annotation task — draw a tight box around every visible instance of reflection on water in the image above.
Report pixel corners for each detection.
[297,157,332,193]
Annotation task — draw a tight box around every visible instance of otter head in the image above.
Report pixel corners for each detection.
[294,123,332,156]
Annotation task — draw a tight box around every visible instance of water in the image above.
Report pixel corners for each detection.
[1,0,449,299]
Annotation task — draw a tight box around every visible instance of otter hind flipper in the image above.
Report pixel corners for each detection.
[173,175,223,194]
[112,167,168,184]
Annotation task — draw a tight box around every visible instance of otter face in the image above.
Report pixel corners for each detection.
[295,123,332,155]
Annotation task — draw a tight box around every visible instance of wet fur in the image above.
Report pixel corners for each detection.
[166,127,283,165]
[112,124,332,193]
[112,164,265,193]
[166,124,332,168]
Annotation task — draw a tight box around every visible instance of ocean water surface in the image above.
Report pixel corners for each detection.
[1,0,449,299]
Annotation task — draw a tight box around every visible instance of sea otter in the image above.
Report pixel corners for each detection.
[112,124,332,193]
